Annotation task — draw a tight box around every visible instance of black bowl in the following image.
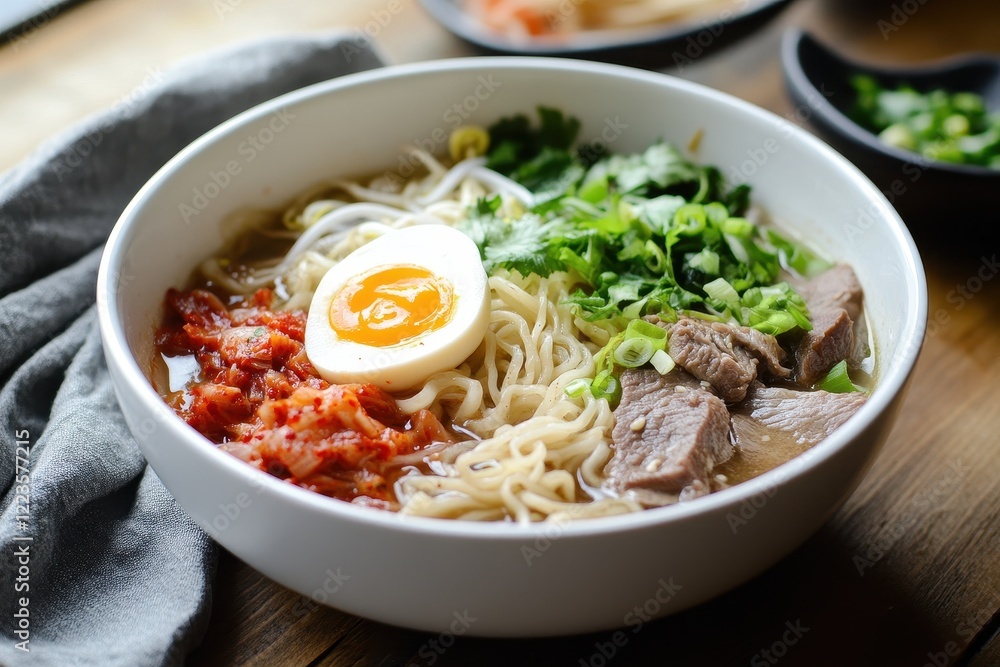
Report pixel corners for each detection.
[420,0,793,69]
[780,28,1000,227]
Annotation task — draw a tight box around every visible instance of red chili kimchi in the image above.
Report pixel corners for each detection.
[156,288,451,508]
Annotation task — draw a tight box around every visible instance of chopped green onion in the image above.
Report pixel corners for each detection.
[643,240,667,273]
[673,204,706,236]
[952,92,984,115]
[850,75,1000,169]
[686,248,720,276]
[593,331,625,376]
[878,123,916,150]
[817,360,864,393]
[704,202,729,225]
[621,298,649,320]
[723,233,751,263]
[578,178,609,203]
[650,349,675,375]
[564,378,592,398]
[704,277,741,309]
[766,230,832,278]
[469,109,825,334]
[591,370,622,405]
[721,216,753,238]
[624,318,667,344]
[943,114,970,138]
[613,337,655,368]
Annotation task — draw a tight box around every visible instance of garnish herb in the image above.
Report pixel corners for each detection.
[851,74,1000,169]
[458,108,833,401]
[817,360,865,394]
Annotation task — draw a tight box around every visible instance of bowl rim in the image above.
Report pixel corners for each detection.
[781,28,1000,179]
[97,55,928,540]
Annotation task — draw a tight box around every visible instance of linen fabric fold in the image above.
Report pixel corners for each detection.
[0,33,384,666]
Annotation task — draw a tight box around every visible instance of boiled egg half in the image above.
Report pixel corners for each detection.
[305,225,490,392]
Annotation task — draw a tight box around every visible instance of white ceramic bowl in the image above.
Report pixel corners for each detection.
[96,58,926,637]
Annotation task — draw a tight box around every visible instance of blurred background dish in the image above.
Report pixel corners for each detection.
[780,28,1000,226]
[419,0,793,67]
[0,0,82,41]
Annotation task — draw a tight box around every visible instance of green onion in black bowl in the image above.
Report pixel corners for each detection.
[780,29,1000,232]
[850,75,1000,170]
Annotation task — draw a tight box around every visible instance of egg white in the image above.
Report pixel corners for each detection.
[305,225,490,392]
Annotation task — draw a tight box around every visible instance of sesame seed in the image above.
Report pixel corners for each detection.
[644,458,661,472]
[630,416,646,432]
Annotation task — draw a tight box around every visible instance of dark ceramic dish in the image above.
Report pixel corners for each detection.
[780,29,1000,226]
[420,0,792,69]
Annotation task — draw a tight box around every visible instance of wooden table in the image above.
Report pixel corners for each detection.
[3,1,998,664]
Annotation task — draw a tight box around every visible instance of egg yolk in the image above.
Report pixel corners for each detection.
[329,264,456,347]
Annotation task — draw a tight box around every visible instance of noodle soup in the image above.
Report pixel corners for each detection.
[154,109,872,523]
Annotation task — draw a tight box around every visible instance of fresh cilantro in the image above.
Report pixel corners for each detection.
[459,196,583,277]
[486,107,583,201]
[468,109,822,337]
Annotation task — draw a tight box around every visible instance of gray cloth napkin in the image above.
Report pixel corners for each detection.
[0,33,384,666]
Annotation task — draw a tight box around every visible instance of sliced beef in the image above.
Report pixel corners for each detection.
[606,367,733,507]
[791,264,865,386]
[667,317,791,403]
[795,309,854,387]
[793,264,863,322]
[849,311,871,368]
[731,385,867,448]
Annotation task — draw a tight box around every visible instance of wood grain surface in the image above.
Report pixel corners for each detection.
[3,0,998,665]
